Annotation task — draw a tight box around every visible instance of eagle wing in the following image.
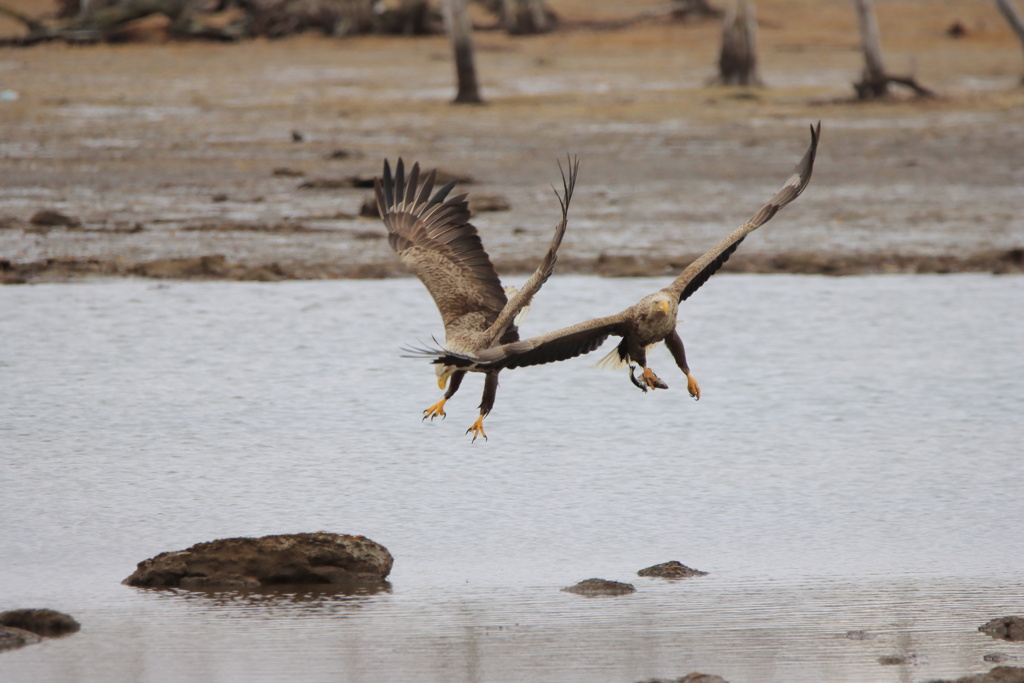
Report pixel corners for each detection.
[376,159,508,333]
[663,122,820,303]
[416,312,629,371]
[484,155,580,346]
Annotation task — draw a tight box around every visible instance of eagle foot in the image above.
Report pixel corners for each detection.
[466,415,488,442]
[641,366,669,391]
[423,398,447,421]
[687,374,701,401]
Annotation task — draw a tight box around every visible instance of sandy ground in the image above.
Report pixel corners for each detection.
[1,0,1023,283]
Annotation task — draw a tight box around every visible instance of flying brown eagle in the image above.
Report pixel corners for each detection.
[412,123,819,398]
[376,157,578,441]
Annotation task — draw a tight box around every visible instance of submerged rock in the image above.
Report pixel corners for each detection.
[0,626,42,652]
[123,532,393,589]
[981,617,1024,642]
[561,578,636,596]
[0,608,80,637]
[637,561,708,579]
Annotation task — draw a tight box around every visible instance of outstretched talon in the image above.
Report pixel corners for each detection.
[641,366,669,391]
[686,374,701,400]
[466,414,488,442]
[423,398,447,421]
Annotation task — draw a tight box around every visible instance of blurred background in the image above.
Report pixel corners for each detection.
[0,0,1022,285]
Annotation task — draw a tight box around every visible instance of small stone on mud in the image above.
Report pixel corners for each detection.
[841,629,875,640]
[469,193,510,213]
[272,167,305,177]
[29,210,81,228]
[637,560,707,579]
[562,578,636,596]
[878,653,922,666]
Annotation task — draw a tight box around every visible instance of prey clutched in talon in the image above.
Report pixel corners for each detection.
[641,366,669,391]
[423,398,447,421]
[629,365,668,392]
[465,415,488,442]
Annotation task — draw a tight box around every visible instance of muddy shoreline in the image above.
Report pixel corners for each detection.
[2,0,1023,285]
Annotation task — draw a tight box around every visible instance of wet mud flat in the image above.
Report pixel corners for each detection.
[1,0,1023,284]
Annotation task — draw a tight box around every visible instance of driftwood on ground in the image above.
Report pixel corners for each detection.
[0,0,441,44]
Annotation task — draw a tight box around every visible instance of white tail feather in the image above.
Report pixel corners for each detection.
[593,341,662,370]
[594,346,627,370]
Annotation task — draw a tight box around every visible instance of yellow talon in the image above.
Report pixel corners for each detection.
[423,398,447,421]
[687,374,701,400]
[641,366,667,391]
[466,415,487,442]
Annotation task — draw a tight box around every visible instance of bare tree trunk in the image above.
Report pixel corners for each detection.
[851,0,935,99]
[853,0,888,97]
[993,0,1024,83]
[713,0,761,86]
[444,0,484,104]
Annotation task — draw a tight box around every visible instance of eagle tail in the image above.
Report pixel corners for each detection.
[593,345,628,370]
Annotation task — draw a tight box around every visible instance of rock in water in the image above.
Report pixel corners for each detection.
[980,616,1024,642]
[123,533,393,589]
[637,561,708,579]
[0,608,80,637]
[561,578,636,596]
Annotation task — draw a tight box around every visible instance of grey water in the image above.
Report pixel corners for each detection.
[1,274,1022,683]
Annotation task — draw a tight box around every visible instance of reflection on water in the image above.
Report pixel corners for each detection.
[0,275,1022,682]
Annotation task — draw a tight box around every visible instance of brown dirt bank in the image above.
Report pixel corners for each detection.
[2,0,1023,284]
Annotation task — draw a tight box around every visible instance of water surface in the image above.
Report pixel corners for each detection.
[1,275,1022,682]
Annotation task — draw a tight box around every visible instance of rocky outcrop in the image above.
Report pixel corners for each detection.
[637,561,708,579]
[637,674,728,683]
[561,578,636,596]
[0,608,80,637]
[981,617,1024,642]
[123,533,392,589]
[929,666,1024,683]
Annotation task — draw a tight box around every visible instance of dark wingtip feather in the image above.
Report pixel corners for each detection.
[394,158,406,207]
[381,158,395,210]
[430,180,458,206]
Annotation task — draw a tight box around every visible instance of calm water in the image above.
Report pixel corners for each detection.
[1,274,1022,683]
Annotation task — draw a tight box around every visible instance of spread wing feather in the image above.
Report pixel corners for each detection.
[663,122,820,303]
[484,155,580,346]
[376,158,508,332]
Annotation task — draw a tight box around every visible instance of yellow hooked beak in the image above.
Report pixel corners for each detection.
[436,366,454,390]
[657,300,671,315]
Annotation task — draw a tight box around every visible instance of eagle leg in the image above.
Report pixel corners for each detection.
[641,366,669,391]
[466,414,488,442]
[423,397,447,421]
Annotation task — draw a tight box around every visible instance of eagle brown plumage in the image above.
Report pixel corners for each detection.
[415,123,820,399]
[376,157,578,441]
